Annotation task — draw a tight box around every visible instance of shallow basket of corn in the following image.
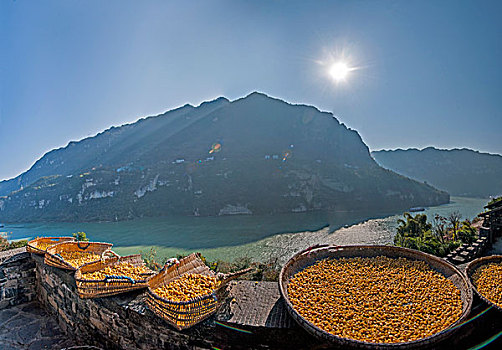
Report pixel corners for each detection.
[75,254,156,298]
[466,255,502,312]
[27,236,75,255]
[45,241,116,271]
[146,253,251,330]
[279,245,473,349]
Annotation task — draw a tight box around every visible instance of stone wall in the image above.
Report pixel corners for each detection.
[2,251,502,349]
[33,254,312,349]
[0,248,36,309]
[34,254,218,349]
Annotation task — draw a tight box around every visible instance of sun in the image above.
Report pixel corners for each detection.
[329,62,351,82]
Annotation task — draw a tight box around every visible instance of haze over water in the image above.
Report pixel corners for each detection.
[2,196,487,263]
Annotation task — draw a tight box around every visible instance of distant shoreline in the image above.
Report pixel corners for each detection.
[3,197,487,264]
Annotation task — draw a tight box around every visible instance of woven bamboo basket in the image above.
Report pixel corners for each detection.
[146,253,251,330]
[45,241,115,271]
[27,236,75,255]
[75,254,156,298]
[279,245,473,349]
[466,255,502,312]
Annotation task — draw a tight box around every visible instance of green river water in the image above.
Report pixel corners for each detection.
[1,196,489,263]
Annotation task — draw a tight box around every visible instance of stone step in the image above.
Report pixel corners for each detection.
[451,256,466,265]
[460,251,471,258]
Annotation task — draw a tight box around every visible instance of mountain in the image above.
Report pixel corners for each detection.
[0,93,448,222]
[372,147,502,198]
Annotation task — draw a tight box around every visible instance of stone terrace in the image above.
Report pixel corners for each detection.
[1,248,502,349]
[0,302,77,350]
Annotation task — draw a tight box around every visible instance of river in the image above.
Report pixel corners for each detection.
[1,196,488,263]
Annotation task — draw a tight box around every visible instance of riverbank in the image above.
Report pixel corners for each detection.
[3,196,489,264]
[115,196,489,264]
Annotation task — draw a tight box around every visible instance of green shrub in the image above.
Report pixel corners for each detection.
[0,235,28,252]
[457,220,477,244]
[72,231,89,241]
[394,212,469,257]
[9,240,28,249]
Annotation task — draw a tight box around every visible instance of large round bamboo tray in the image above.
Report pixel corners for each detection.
[75,254,156,298]
[45,241,115,271]
[466,255,502,312]
[27,236,75,255]
[146,253,251,330]
[279,245,473,349]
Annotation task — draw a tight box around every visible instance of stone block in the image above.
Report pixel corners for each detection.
[44,273,54,288]
[57,287,65,299]
[89,303,100,320]
[100,309,119,324]
[452,256,466,264]
[119,336,136,349]
[57,316,68,334]
[21,270,34,278]
[90,316,108,334]
[0,299,11,309]
[4,279,18,289]
[76,299,90,317]
[47,295,58,311]
[4,287,16,298]
[58,307,74,327]
[62,283,73,298]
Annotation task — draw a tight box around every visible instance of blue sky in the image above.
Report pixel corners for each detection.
[1,0,501,180]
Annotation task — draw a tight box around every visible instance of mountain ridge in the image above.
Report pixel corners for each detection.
[0,92,343,192]
[372,147,502,198]
[374,146,501,157]
[0,92,448,222]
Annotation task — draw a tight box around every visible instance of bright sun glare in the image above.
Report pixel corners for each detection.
[329,62,351,82]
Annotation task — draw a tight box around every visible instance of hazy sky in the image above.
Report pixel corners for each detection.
[1,0,501,180]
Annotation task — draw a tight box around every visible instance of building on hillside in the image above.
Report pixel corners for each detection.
[478,198,502,244]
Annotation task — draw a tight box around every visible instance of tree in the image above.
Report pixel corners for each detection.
[0,234,28,251]
[396,212,432,239]
[487,196,502,206]
[0,236,8,251]
[72,232,89,241]
[457,220,477,244]
[447,211,462,240]
[394,212,462,257]
[432,214,447,243]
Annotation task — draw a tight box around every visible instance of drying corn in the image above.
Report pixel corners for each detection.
[35,240,58,251]
[288,256,463,344]
[58,251,102,268]
[472,262,502,308]
[153,273,219,302]
[82,262,152,281]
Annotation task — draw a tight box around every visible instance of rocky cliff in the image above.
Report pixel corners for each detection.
[0,93,448,222]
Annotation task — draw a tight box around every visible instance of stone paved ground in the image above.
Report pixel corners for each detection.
[217,280,294,328]
[0,301,77,350]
